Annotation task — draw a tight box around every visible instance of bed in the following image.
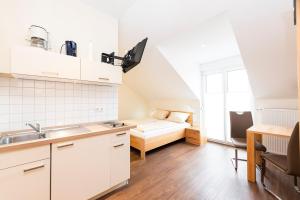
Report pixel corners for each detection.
[128,110,193,159]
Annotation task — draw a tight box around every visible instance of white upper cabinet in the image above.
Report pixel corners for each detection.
[9,47,122,84]
[81,59,122,84]
[11,46,80,80]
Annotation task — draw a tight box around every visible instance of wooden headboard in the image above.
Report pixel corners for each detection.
[163,109,193,126]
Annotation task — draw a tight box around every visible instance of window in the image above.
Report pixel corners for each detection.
[202,69,254,142]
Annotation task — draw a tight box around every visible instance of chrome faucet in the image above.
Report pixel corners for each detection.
[26,123,42,134]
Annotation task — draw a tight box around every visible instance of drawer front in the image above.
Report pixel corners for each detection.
[0,145,50,170]
[111,131,129,144]
[185,130,200,139]
[186,136,200,145]
[0,159,50,200]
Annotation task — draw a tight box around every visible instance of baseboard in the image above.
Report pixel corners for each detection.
[89,180,129,200]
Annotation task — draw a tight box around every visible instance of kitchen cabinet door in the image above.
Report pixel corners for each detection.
[11,46,80,80]
[110,131,130,187]
[0,159,50,200]
[51,135,111,200]
[81,59,122,84]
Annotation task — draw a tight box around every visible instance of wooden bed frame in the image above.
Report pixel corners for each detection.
[130,110,193,159]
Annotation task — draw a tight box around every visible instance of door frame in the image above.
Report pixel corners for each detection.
[200,67,247,144]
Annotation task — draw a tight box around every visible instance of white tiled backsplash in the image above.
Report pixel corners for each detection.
[0,77,118,132]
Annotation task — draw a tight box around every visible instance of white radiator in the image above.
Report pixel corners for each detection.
[256,109,298,155]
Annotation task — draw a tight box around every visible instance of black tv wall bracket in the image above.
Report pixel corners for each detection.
[101,52,124,66]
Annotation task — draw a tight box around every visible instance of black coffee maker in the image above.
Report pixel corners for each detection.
[65,41,77,57]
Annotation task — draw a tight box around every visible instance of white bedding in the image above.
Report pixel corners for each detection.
[125,118,190,139]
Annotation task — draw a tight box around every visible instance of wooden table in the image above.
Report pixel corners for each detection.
[247,124,292,183]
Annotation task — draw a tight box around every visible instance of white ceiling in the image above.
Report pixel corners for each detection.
[80,0,136,18]
[157,15,241,98]
[118,0,297,101]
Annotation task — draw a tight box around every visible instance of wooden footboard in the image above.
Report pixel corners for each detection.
[130,109,193,160]
[130,129,185,160]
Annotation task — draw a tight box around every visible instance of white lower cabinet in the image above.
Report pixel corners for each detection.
[51,134,111,200]
[110,131,130,187]
[0,131,131,200]
[0,159,50,200]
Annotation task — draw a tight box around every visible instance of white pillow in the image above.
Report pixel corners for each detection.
[167,112,189,123]
[152,110,169,120]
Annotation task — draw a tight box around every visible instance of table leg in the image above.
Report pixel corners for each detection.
[247,131,256,182]
[256,134,263,166]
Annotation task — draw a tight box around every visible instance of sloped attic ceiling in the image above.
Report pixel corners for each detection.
[119,0,297,101]
[158,15,242,99]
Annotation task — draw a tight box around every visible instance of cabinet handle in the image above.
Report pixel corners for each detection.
[23,165,45,173]
[41,71,59,76]
[116,132,126,136]
[98,77,110,81]
[57,143,74,149]
[113,144,124,148]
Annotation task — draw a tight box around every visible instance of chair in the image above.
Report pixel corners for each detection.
[261,122,300,199]
[230,111,267,171]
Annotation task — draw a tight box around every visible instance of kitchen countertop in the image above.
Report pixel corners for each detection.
[0,122,136,153]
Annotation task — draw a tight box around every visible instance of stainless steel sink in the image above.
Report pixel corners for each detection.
[0,132,46,145]
[46,126,89,135]
[0,125,90,146]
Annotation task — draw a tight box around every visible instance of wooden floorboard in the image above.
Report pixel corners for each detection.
[99,140,300,200]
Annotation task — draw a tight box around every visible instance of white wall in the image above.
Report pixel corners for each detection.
[0,0,118,72]
[255,98,298,110]
[149,99,201,126]
[118,84,149,120]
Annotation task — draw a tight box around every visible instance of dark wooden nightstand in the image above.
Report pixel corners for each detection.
[185,127,206,146]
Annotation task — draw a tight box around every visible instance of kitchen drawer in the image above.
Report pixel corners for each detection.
[0,159,50,200]
[111,131,129,144]
[185,131,200,139]
[185,136,200,145]
[0,145,50,170]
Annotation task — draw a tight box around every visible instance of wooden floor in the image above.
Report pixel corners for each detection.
[99,140,300,200]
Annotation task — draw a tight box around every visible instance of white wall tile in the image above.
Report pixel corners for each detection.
[55,82,65,90]
[10,79,23,88]
[46,81,55,89]
[0,78,118,132]
[0,87,9,96]
[0,105,9,114]
[0,78,9,87]
[35,88,45,97]
[0,96,9,104]
[0,123,10,131]
[23,88,34,96]
[23,80,34,88]
[10,114,22,123]
[35,80,45,89]
[10,105,22,114]
[23,96,34,105]
[10,96,22,105]
[10,87,22,96]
